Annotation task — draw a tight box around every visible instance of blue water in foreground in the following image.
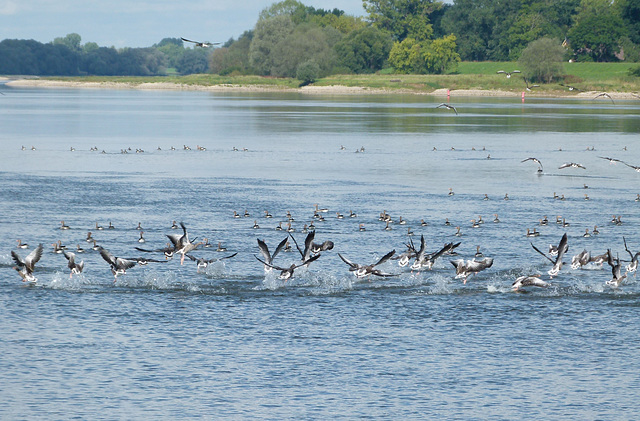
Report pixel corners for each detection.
[1,86,639,419]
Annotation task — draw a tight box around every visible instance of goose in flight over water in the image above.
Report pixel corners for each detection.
[559,162,586,170]
[99,246,137,281]
[436,103,458,115]
[512,275,549,291]
[186,252,238,271]
[450,257,494,284]
[623,237,639,273]
[62,250,84,278]
[598,156,622,164]
[497,70,520,78]
[256,237,288,272]
[605,250,627,288]
[11,243,44,283]
[531,233,568,277]
[338,249,397,279]
[181,38,220,48]
[593,92,615,104]
[521,157,543,173]
[255,253,321,281]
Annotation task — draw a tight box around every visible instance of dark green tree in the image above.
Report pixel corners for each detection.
[568,0,627,61]
[249,15,295,75]
[334,26,393,73]
[518,36,564,82]
[176,48,209,74]
[363,0,444,41]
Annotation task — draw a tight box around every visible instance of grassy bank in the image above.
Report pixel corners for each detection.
[29,62,640,95]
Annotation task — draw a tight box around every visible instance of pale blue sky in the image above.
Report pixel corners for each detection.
[0,0,453,48]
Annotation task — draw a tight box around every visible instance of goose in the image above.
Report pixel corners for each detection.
[349,210,357,218]
[134,244,175,260]
[407,227,414,236]
[314,204,329,213]
[540,216,548,226]
[253,220,260,229]
[275,222,283,231]
[186,252,238,271]
[180,37,220,48]
[503,193,510,200]
[493,214,500,223]
[559,83,582,92]
[571,249,591,270]
[255,254,321,281]
[264,210,273,218]
[593,226,600,235]
[559,162,586,170]
[171,220,179,229]
[244,210,250,218]
[138,231,145,243]
[497,70,520,78]
[92,240,100,251]
[60,220,70,230]
[450,257,494,284]
[454,226,462,236]
[202,238,212,248]
[286,211,294,221]
[598,156,622,164]
[52,241,65,254]
[593,92,615,104]
[359,223,366,232]
[523,78,539,91]
[622,161,640,172]
[86,232,94,242]
[336,212,344,219]
[531,233,568,277]
[475,246,484,259]
[107,221,115,229]
[136,222,143,230]
[589,251,609,267]
[338,250,397,279]
[166,222,202,265]
[623,237,639,273]
[471,219,480,228]
[605,250,627,288]
[256,237,288,272]
[75,244,85,253]
[286,222,295,233]
[436,103,458,115]
[233,211,241,219]
[16,239,29,249]
[526,228,539,237]
[95,222,104,230]
[420,219,428,226]
[216,242,227,252]
[11,243,44,283]
[62,250,84,278]
[512,275,549,291]
[520,157,543,173]
[583,228,591,238]
[448,188,454,196]
[418,241,460,271]
[99,246,137,281]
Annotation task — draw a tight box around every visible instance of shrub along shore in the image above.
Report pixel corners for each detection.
[4,62,640,98]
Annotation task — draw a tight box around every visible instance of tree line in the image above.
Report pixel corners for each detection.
[1,0,639,79]
[0,34,208,76]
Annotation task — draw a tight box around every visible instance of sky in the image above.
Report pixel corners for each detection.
[0,0,454,48]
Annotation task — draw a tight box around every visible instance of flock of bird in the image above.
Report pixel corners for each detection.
[8,191,639,292]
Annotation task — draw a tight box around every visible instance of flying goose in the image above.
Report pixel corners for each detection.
[186,252,238,271]
[257,237,288,272]
[512,275,549,291]
[98,246,137,281]
[605,250,627,288]
[559,162,586,170]
[62,250,84,278]
[436,103,458,115]
[450,257,494,284]
[181,38,220,48]
[11,243,44,283]
[338,249,397,279]
[521,157,543,173]
[623,237,639,273]
[497,70,520,78]
[531,233,568,277]
[255,253,321,281]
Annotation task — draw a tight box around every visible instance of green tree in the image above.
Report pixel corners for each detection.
[568,0,627,61]
[388,34,459,74]
[249,15,295,75]
[615,0,640,44]
[335,26,393,73]
[176,48,209,74]
[53,33,82,52]
[363,0,444,41]
[209,31,253,75]
[518,37,564,82]
[269,24,340,77]
[259,0,306,20]
[296,59,320,84]
[155,38,185,69]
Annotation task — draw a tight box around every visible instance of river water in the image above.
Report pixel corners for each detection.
[1,85,639,419]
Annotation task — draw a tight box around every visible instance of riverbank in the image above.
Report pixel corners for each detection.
[4,74,640,99]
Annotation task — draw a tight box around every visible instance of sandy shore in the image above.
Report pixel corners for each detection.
[5,78,639,99]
